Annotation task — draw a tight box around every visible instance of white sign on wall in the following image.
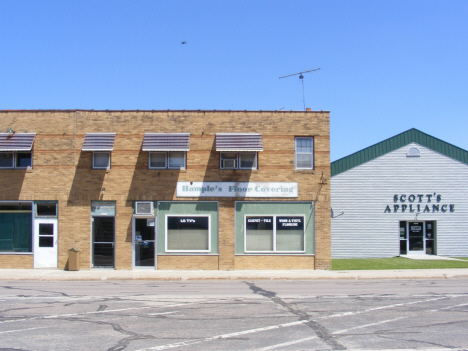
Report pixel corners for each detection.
[177,182,298,198]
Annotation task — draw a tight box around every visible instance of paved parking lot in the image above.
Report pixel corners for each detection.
[1,279,468,350]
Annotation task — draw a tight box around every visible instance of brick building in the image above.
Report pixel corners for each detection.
[0,110,330,270]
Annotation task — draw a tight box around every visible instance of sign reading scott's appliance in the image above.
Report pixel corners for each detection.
[384,193,455,213]
[177,182,298,198]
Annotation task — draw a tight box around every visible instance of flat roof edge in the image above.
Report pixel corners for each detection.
[0,109,330,113]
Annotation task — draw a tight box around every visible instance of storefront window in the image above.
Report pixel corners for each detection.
[0,202,32,252]
[246,217,273,251]
[166,216,210,252]
[276,216,304,251]
[245,215,305,253]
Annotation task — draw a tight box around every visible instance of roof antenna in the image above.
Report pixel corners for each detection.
[279,68,320,110]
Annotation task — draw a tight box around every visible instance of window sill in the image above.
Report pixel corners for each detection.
[160,253,218,256]
[219,169,258,171]
[149,168,187,172]
[294,169,315,173]
[0,252,33,255]
[236,253,314,256]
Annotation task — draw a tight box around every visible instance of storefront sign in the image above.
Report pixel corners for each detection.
[177,182,298,198]
[384,193,455,213]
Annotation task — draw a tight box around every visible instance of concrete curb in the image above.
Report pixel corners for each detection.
[1,268,468,281]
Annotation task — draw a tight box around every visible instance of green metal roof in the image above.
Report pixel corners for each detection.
[331,128,468,177]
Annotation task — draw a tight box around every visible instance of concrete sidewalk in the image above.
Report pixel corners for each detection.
[1,268,468,281]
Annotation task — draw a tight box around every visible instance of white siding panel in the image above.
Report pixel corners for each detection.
[331,143,468,258]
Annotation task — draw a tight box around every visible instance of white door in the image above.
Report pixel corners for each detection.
[34,218,58,268]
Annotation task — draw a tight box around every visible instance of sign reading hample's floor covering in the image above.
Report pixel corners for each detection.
[177,182,298,198]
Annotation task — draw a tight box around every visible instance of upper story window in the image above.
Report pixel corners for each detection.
[0,133,36,169]
[143,133,190,170]
[216,133,263,170]
[82,133,116,170]
[93,152,111,169]
[149,151,186,170]
[220,152,257,169]
[0,152,32,169]
[295,137,314,169]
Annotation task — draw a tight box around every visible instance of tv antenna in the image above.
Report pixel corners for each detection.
[279,68,321,110]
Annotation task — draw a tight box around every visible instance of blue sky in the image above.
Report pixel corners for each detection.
[1,0,467,161]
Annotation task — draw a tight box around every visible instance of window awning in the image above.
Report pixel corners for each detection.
[142,133,190,151]
[82,133,116,151]
[215,133,263,152]
[0,133,36,151]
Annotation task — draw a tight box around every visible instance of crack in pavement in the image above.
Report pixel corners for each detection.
[58,316,158,351]
[1,285,70,298]
[244,281,347,350]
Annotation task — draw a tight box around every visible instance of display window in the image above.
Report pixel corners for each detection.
[245,215,305,253]
[0,202,33,252]
[165,215,210,252]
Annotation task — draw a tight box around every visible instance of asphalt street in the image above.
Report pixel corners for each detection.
[0,279,468,351]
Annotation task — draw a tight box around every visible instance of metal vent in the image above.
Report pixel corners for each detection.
[135,202,154,215]
[407,147,421,157]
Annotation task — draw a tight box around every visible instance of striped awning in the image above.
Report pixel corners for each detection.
[82,133,116,151]
[142,133,190,151]
[0,133,36,151]
[215,133,263,152]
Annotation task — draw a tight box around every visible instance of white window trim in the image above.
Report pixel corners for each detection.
[220,151,257,170]
[244,214,306,254]
[92,151,111,170]
[165,214,211,253]
[149,151,186,170]
[295,137,314,170]
[0,151,33,169]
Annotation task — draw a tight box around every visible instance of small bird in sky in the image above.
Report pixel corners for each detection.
[181,41,186,44]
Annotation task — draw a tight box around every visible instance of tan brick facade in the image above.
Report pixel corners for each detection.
[0,110,330,270]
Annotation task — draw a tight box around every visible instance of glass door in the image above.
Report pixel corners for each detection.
[92,216,115,268]
[408,221,425,255]
[133,217,156,268]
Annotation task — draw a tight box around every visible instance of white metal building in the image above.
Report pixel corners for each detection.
[331,129,468,258]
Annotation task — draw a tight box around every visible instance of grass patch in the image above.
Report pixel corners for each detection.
[454,257,468,261]
[332,257,468,270]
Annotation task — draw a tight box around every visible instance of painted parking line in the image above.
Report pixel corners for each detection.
[316,296,447,320]
[137,320,309,351]
[138,296,462,351]
[0,326,49,334]
[0,301,197,324]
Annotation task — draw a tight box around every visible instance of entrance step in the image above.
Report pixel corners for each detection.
[401,255,465,261]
